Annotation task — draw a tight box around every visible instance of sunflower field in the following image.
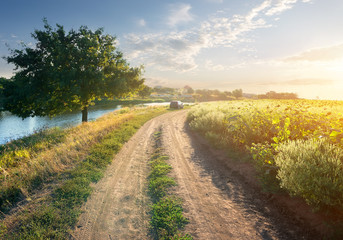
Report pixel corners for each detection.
[187,100,343,213]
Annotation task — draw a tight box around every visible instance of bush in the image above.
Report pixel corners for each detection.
[189,110,226,135]
[275,138,343,212]
[250,143,281,192]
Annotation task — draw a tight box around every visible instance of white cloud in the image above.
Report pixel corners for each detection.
[265,0,313,16]
[167,3,194,27]
[124,0,312,72]
[145,77,169,87]
[205,60,246,71]
[258,78,334,86]
[205,60,226,71]
[284,44,343,62]
[138,19,146,27]
[125,30,207,72]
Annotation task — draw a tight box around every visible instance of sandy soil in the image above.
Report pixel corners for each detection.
[72,110,318,240]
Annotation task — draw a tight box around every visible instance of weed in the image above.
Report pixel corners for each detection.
[148,130,192,240]
[150,197,189,239]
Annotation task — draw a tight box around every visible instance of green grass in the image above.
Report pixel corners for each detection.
[0,106,169,239]
[148,131,192,240]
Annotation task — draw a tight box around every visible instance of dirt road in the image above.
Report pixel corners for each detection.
[72,110,314,240]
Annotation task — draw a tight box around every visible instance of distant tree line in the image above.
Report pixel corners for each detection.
[257,91,298,99]
[153,86,179,95]
[147,86,244,101]
[194,88,243,101]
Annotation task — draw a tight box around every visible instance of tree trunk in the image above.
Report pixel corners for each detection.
[82,106,88,122]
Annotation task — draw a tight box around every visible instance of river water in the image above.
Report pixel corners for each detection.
[0,102,169,145]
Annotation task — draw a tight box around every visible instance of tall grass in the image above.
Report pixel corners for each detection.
[0,111,135,212]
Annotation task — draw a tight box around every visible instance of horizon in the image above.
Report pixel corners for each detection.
[1,0,343,100]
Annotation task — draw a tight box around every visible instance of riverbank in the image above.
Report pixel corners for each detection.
[0,106,170,239]
[0,99,174,145]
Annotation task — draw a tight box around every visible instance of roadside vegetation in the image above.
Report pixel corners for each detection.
[148,130,192,240]
[0,106,169,239]
[187,100,343,218]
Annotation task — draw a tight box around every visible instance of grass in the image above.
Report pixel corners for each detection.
[0,106,169,239]
[0,127,67,169]
[0,111,135,213]
[148,131,192,240]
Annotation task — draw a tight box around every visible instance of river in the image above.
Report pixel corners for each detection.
[0,102,169,145]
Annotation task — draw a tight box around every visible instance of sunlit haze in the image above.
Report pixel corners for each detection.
[1,0,343,99]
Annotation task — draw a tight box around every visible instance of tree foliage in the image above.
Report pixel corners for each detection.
[3,19,144,121]
[138,85,152,98]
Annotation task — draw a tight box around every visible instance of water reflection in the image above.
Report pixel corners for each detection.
[0,102,172,145]
[0,103,123,145]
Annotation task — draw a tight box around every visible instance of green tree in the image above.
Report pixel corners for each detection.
[138,85,152,99]
[3,20,144,122]
[232,89,243,98]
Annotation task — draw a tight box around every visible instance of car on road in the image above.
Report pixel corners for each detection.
[170,101,184,109]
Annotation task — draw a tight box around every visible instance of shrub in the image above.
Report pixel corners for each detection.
[275,138,343,212]
[250,143,280,192]
[189,110,226,135]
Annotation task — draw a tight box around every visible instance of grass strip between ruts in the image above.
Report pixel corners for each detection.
[148,130,192,240]
[0,107,169,239]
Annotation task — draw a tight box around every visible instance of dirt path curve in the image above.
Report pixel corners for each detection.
[72,110,313,240]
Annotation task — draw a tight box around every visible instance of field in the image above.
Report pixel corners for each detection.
[187,99,343,215]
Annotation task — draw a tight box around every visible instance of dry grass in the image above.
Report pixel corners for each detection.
[0,109,135,212]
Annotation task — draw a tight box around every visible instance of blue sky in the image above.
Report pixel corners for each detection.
[1,0,343,99]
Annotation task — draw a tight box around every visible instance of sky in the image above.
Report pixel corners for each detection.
[1,0,343,99]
